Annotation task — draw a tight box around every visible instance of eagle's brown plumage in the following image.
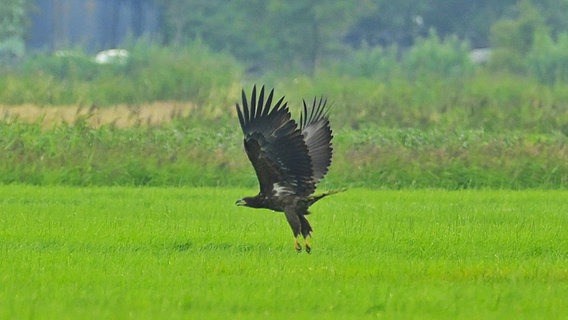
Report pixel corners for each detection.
[235,85,340,253]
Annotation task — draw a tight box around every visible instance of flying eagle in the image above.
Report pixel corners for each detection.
[235,85,341,253]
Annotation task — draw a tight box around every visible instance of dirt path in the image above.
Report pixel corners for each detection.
[0,102,195,127]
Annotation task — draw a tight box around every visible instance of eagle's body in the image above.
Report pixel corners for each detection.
[235,85,339,253]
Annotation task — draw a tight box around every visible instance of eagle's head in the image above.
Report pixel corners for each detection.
[235,196,264,208]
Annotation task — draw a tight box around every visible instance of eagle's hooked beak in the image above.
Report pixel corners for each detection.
[235,199,247,206]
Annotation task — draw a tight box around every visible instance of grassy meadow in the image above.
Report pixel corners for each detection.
[1,39,568,319]
[1,185,567,319]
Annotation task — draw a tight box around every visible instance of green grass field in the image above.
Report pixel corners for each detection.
[1,186,567,319]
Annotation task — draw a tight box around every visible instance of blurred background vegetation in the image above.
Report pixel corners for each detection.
[0,0,567,189]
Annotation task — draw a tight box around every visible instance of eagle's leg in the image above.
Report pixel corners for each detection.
[284,209,303,252]
[304,234,312,254]
[294,237,302,252]
[299,215,313,254]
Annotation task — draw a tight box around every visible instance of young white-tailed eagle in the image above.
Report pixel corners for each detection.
[235,85,341,253]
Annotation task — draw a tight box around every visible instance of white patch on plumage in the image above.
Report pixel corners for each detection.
[302,123,319,141]
[273,183,293,196]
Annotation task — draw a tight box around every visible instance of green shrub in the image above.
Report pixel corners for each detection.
[23,51,99,80]
[1,41,244,106]
[527,32,568,84]
[325,30,473,82]
[488,0,547,74]
[401,30,474,80]
[327,44,400,80]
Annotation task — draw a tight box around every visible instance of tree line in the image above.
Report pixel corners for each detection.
[155,0,568,75]
[1,0,568,81]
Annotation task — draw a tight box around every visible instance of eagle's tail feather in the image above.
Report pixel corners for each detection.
[306,188,346,207]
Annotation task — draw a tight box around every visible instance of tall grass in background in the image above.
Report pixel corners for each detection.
[528,32,568,85]
[1,34,568,189]
[273,31,568,134]
[270,71,568,134]
[1,34,568,133]
[1,117,566,189]
[0,41,243,107]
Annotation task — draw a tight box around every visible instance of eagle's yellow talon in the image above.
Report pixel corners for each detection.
[305,235,312,254]
[294,238,302,252]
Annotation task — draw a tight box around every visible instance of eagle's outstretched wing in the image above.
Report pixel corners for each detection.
[300,97,333,185]
[236,86,315,197]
